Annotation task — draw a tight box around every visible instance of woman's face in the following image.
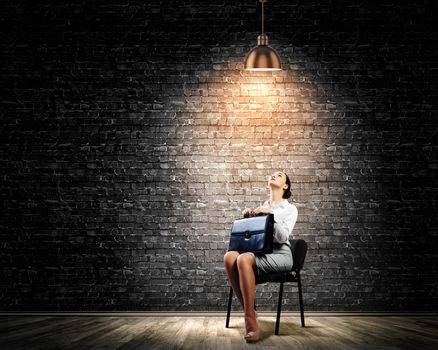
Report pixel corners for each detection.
[268,171,288,191]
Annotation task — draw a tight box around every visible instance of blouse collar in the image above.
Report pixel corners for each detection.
[267,199,287,209]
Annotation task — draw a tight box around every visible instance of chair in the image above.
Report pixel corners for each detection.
[225,239,308,335]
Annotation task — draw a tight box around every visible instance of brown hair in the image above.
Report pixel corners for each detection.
[283,173,292,199]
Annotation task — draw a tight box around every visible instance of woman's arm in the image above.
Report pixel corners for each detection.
[253,207,273,215]
[252,204,298,244]
[273,205,298,244]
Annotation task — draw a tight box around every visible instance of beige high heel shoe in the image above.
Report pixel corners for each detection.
[244,314,259,343]
[244,329,260,343]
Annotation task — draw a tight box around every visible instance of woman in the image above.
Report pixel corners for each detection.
[223,171,298,342]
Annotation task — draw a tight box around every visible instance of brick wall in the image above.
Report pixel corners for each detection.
[1,0,437,311]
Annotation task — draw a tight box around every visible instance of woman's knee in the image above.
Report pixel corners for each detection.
[224,251,239,267]
[236,252,255,269]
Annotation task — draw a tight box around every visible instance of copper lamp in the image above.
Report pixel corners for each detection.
[244,0,282,71]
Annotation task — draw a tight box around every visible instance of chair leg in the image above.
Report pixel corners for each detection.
[275,281,284,335]
[225,286,233,328]
[298,273,305,327]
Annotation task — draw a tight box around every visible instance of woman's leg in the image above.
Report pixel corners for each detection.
[223,251,244,309]
[236,253,258,337]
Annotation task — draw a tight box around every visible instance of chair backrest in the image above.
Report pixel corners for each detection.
[289,239,307,271]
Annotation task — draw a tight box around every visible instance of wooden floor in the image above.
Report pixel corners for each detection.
[1,314,437,349]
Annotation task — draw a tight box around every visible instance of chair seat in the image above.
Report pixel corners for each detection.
[256,270,299,284]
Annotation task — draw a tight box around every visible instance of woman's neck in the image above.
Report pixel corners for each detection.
[269,190,284,206]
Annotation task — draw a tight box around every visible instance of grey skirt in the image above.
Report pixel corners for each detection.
[250,243,293,277]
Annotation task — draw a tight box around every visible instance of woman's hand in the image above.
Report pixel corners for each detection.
[253,207,273,215]
[242,208,255,218]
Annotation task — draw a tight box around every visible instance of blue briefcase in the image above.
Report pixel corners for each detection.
[228,214,274,254]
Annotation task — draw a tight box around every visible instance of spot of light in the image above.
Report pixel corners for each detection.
[240,79,279,98]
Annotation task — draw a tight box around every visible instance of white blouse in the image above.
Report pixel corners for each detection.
[261,199,298,246]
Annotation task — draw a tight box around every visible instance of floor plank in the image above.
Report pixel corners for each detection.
[0,315,437,350]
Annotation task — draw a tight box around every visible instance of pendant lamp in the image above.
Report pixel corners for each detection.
[244,0,282,71]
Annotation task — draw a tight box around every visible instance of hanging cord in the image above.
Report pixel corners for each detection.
[261,0,265,35]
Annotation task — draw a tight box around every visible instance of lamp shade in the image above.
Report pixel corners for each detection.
[244,34,282,71]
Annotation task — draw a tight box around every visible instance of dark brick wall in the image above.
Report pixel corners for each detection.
[1,0,437,311]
